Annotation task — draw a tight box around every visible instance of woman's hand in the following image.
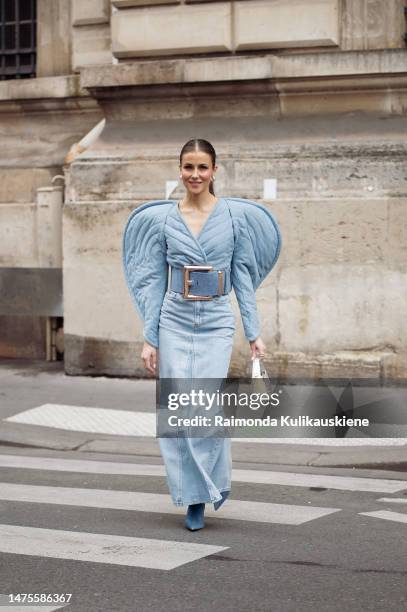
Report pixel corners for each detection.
[249,336,267,360]
[141,341,157,375]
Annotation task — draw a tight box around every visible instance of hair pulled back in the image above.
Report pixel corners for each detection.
[179,138,217,195]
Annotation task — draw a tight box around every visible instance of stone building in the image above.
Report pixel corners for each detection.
[1,0,406,380]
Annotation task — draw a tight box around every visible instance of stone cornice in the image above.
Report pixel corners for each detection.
[81,49,407,91]
[0,75,100,115]
[0,75,89,102]
[78,49,407,117]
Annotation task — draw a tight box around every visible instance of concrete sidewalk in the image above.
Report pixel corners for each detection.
[0,358,406,471]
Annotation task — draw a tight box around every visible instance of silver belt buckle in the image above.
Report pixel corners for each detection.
[183,265,213,300]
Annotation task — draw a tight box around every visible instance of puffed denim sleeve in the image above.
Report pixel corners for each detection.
[122,202,170,349]
[230,234,261,342]
[227,197,282,342]
[139,232,168,348]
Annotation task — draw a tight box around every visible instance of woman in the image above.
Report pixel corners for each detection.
[122,138,281,531]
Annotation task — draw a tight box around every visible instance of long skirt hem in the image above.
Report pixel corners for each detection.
[171,487,231,508]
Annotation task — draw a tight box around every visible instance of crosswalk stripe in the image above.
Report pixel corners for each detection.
[0,483,339,525]
[0,593,67,611]
[376,498,407,504]
[359,510,407,524]
[0,524,227,570]
[0,454,165,477]
[233,469,406,493]
[0,454,405,494]
[4,405,155,436]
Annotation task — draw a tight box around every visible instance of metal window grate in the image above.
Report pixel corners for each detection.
[0,0,36,80]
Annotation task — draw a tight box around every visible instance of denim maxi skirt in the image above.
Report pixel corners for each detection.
[158,289,236,508]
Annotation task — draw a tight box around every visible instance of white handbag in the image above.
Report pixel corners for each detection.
[251,357,268,379]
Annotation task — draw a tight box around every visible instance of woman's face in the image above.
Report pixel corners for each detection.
[179,150,217,196]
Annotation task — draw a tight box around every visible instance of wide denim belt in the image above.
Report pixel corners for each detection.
[170,265,232,300]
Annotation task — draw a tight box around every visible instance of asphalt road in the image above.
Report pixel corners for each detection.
[0,446,406,612]
[0,359,406,611]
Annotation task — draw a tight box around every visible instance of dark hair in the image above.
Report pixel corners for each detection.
[179,138,216,195]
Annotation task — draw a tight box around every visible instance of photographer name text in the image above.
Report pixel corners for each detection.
[166,415,370,428]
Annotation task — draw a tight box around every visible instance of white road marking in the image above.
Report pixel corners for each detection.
[0,454,166,476]
[0,454,405,493]
[233,438,407,446]
[376,498,407,504]
[232,468,407,493]
[359,510,407,524]
[0,524,227,570]
[0,483,339,525]
[5,405,155,436]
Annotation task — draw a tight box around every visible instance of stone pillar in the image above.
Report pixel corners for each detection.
[72,0,112,71]
[37,0,72,77]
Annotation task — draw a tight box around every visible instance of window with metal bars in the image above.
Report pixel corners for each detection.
[0,0,36,80]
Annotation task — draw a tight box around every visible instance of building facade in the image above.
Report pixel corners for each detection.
[1,0,406,380]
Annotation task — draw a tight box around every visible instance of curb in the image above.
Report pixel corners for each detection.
[0,422,406,472]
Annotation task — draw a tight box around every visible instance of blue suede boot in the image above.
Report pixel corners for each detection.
[185,503,205,531]
[213,490,230,511]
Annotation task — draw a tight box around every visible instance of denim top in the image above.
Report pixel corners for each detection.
[123,197,281,348]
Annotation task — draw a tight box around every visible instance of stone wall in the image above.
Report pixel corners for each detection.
[62,50,407,379]
[111,0,339,57]
[0,76,103,357]
[72,0,112,71]
[1,0,406,379]
[341,0,406,50]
